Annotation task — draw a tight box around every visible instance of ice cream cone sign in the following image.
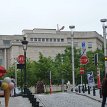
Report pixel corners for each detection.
[1,77,14,107]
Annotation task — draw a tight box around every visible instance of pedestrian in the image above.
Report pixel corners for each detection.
[101,74,107,107]
[10,76,16,97]
[36,80,44,94]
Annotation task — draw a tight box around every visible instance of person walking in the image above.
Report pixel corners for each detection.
[101,74,107,107]
[10,76,16,97]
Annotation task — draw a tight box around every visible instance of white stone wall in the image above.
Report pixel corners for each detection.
[30,85,67,93]
[0,29,103,68]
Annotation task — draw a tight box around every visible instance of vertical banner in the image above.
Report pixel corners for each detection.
[97,68,101,89]
[87,71,95,88]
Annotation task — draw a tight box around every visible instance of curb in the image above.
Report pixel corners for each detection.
[75,92,102,103]
[76,92,107,106]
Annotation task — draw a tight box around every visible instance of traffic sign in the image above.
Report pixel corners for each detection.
[82,41,85,48]
[81,41,86,55]
[105,56,107,61]
[17,55,25,64]
[80,55,89,65]
[80,68,84,74]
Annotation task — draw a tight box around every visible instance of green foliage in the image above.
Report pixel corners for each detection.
[6,47,105,87]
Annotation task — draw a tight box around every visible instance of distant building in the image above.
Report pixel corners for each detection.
[0,28,104,68]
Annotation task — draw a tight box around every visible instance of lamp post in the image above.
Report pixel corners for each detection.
[69,25,75,92]
[100,19,107,76]
[61,56,64,92]
[21,36,28,94]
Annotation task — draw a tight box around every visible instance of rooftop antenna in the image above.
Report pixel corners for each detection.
[57,24,59,31]
[59,26,65,31]
[57,24,65,31]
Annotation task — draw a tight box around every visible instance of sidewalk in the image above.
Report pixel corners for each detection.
[75,89,104,104]
[0,96,32,107]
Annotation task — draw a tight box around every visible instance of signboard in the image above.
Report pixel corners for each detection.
[82,41,85,48]
[17,55,25,64]
[87,71,95,87]
[81,41,86,55]
[80,55,89,65]
[17,64,24,69]
[80,68,84,74]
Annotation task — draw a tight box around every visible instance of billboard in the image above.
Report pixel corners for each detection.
[87,71,95,87]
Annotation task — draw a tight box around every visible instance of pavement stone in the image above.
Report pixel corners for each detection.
[0,89,106,107]
[75,89,103,102]
[35,92,104,107]
[0,96,32,107]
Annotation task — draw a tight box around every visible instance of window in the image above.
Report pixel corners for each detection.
[34,38,37,41]
[50,38,52,42]
[88,42,92,48]
[3,40,10,45]
[30,38,33,41]
[74,42,78,47]
[38,38,41,42]
[16,39,20,42]
[54,38,56,42]
[61,38,64,42]
[67,38,71,43]
[42,38,45,42]
[57,38,60,42]
[46,38,49,42]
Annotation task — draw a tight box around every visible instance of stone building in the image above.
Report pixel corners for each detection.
[0,28,104,69]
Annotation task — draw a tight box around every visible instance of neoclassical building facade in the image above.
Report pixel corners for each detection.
[0,28,104,69]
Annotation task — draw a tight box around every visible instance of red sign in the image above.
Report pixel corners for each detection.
[80,55,89,65]
[17,55,25,64]
[0,66,6,77]
[80,68,84,74]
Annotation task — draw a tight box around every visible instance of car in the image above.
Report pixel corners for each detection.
[15,87,21,94]
[71,84,88,92]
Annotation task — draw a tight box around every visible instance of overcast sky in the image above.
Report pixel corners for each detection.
[0,0,107,35]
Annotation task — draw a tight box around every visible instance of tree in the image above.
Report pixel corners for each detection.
[5,47,105,87]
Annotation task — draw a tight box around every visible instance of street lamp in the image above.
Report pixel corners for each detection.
[61,56,64,92]
[100,19,107,76]
[21,36,28,94]
[69,25,75,92]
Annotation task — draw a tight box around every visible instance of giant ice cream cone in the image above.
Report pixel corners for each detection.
[4,88,10,107]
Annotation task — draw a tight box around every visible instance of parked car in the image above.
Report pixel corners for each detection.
[71,84,88,92]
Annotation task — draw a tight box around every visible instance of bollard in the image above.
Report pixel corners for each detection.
[88,86,90,94]
[29,95,34,103]
[32,98,37,107]
[82,85,85,93]
[28,92,32,100]
[26,89,40,107]
[36,101,39,107]
[78,85,81,93]
[99,88,102,98]
[85,84,87,91]
[93,86,96,96]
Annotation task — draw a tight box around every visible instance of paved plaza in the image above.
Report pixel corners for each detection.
[0,96,32,107]
[0,90,106,107]
[35,92,105,107]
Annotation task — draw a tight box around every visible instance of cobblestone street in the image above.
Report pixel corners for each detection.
[0,91,106,107]
[35,92,106,107]
[0,96,32,107]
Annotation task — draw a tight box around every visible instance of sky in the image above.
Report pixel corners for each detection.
[0,0,107,35]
